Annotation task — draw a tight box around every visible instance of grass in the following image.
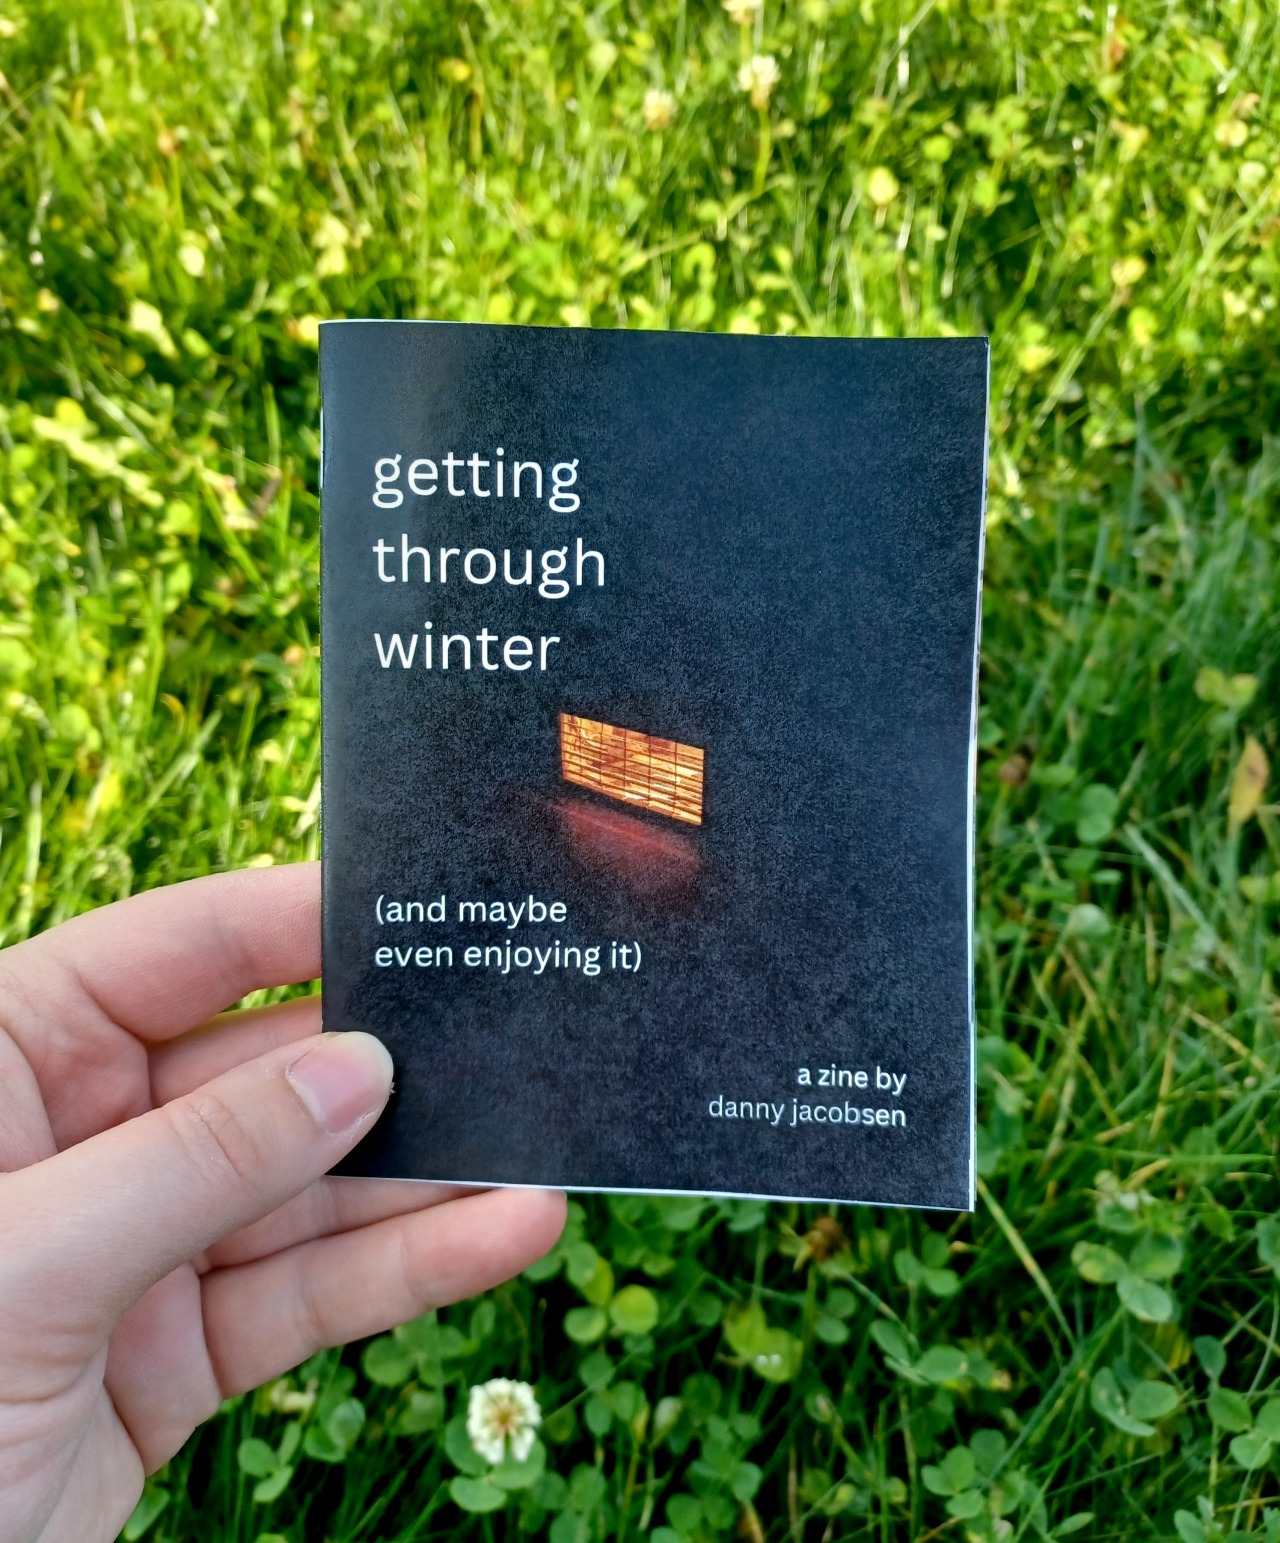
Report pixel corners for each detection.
[2,0,1280,1538]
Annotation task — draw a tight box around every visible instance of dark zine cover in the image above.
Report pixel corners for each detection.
[320,322,987,1210]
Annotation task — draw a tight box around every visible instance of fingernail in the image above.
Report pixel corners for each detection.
[287,1033,394,1134]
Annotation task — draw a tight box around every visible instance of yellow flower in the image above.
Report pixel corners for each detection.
[314,214,351,279]
[723,0,762,24]
[128,299,178,358]
[1127,307,1157,348]
[642,88,677,132]
[1110,255,1147,289]
[738,54,780,111]
[1017,341,1055,375]
[177,241,206,277]
[287,314,322,348]
[1239,160,1267,195]
[866,165,900,208]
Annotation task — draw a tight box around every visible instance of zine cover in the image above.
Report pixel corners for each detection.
[320,321,988,1210]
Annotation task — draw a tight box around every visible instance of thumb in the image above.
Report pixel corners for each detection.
[0,1032,393,1336]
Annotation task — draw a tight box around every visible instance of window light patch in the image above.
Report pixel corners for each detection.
[560,713,705,826]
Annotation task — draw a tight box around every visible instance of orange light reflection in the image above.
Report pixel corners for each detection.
[553,796,703,900]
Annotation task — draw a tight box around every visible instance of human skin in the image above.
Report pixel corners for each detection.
[0,862,566,1543]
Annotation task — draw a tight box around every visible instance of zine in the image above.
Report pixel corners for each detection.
[320,321,987,1210]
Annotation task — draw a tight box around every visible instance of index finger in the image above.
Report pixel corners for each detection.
[0,863,321,1044]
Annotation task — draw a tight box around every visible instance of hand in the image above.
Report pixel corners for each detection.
[0,863,566,1543]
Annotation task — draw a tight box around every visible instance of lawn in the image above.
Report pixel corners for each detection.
[2,0,1280,1538]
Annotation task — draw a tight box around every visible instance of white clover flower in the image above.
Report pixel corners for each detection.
[643,88,677,132]
[723,0,762,25]
[738,54,780,111]
[467,1378,541,1465]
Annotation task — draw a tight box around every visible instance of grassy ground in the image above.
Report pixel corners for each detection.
[2,0,1280,1538]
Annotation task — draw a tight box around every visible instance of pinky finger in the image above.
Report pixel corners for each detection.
[200,1186,566,1397]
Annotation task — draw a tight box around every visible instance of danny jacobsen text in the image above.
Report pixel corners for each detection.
[707,1096,907,1129]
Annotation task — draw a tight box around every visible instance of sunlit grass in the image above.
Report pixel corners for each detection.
[1,0,1279,1538]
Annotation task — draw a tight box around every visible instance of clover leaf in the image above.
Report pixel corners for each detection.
[1219,1394,1280,1468]
[722,1302,803,1383]
[1072,1231,1181,1322]
[449,1476,508,1513]
[922,1446,986,1521]
[610,1284,660,1336]
[1090,1368,1179,1438]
